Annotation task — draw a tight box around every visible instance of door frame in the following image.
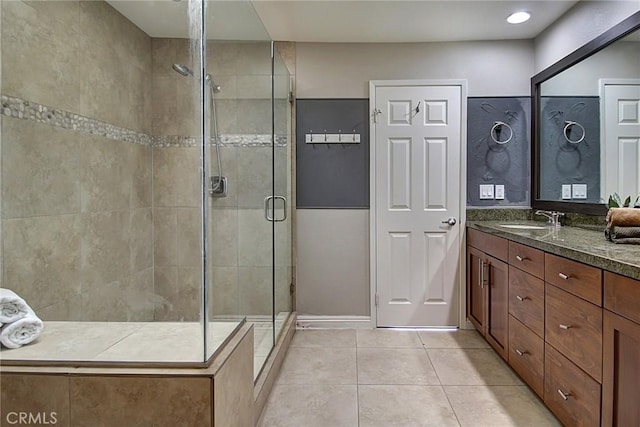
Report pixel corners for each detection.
[368,79,468,329]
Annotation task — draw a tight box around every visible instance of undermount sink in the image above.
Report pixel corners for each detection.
[498,224,547,230]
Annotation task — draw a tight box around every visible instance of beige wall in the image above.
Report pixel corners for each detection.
[296,40,535,99]
[296,210,370,316]
[294,40,533,318]
[1,1,153,320]
[534,0,640,73]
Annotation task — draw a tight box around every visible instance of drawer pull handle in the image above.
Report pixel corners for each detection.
[516,295,528,302]
[557,389,571,400]
[559,324,572,330]
[558,272,570,280]
[515,255,526,262]
[515,349,528,356]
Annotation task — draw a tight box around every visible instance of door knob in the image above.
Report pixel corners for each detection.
[442,217,457,226]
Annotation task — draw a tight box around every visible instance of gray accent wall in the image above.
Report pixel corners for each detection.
[467,97,531,207]
[296,99,370,208]
[538,96,601,203]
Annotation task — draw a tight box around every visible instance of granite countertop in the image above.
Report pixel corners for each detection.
[467,220,640,281]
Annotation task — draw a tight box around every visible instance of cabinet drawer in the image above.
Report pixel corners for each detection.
[604,271,640,324]
[545,253,602,306]
[509,241,544,279]
[509,315,544,397]
[546,284,603,382]
[509,267,544,338]
[467,228,508,262]
[544,344,601,427]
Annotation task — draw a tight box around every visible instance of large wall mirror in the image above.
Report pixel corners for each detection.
[532,12,640,215]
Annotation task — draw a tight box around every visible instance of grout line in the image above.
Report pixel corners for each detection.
[441,385,463,427]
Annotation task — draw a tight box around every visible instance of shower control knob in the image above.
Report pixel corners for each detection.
[442,217,457,226]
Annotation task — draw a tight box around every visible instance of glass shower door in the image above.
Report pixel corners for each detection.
[273,46,293,343]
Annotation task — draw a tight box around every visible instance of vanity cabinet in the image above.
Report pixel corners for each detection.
[544,343,601,427]
[507,241,545,397]
[603,272,640,427]
[465,227,628,426]
[466,229,509,360]
[543,255,603,426]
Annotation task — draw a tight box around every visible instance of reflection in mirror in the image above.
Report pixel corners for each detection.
[533,12,640,214]
[538,30,640,204]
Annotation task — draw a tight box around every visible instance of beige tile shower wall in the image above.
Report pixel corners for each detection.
[150,39,290,320]
[152,147,201,321]
[1,1,154,321]
[2,119,153,320]
[207,42,273,135]
[2,1,152,133]
[150,38,203,321]
[151,38,199,137]
[0,2,3,288]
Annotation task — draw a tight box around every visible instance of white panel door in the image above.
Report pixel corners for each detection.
[374,84,462,327]
[603,82,640,199]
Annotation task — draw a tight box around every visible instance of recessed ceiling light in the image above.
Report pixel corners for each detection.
[507,11,531,24]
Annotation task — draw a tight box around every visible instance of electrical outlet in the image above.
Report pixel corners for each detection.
[480,184,494,200]
[562,185,572,200]
[495,185,505,200]
[572,184,587,199]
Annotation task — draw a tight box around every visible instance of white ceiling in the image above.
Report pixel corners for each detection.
[108,0,580,42]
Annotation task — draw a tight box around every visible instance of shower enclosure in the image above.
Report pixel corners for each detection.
[0,0,292,378]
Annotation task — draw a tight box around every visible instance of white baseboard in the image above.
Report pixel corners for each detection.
[296,315,373,329]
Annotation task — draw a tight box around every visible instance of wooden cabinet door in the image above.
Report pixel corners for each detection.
[603,310,640,427]
[466,246,486,334]
[486,254,509,360]
[545,284,603,382]
[545,343,601,427]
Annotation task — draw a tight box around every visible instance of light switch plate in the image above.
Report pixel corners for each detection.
[495,185,505,200]
[572,184,587,199]
[562,185,572,199]
[480,184,494,199]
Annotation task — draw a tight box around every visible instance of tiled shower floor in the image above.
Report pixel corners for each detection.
[0,321,241,364]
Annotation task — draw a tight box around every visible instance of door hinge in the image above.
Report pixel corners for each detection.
[375,293,379,306]
[289,282,295,295]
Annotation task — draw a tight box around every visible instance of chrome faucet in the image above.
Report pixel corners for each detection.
[535,210,564,227]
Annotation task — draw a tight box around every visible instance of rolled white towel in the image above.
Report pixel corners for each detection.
[0,307,43,349]
[0,288,30,324]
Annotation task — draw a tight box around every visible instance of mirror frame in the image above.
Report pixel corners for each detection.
[531,11,640,215]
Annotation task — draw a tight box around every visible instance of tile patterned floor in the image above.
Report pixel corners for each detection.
[257,329,561,427]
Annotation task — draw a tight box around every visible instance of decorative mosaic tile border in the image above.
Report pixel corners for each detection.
[1,95,288,148]
[155,134,288,148]
[1,95,153,146]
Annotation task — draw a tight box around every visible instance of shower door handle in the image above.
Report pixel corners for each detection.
[274,196,287,222]
[264,196,287,222]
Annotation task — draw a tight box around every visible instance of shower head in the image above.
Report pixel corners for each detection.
[172,64,220,93]
[172,63,193,77]
[205,74,222,94]
[173,63,221,93]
